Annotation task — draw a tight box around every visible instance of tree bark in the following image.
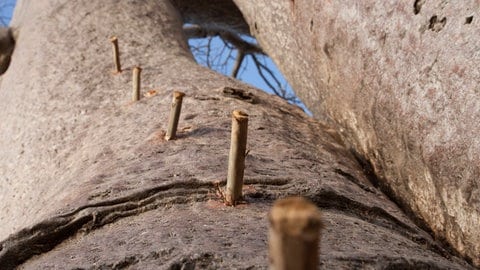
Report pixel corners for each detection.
[0,0,475,269]
[233,0,480,266]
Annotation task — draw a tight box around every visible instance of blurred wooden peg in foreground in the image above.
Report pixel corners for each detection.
[269,196,323,270]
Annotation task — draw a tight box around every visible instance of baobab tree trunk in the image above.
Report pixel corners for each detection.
[0,0,475,269]
[232,0,480,266]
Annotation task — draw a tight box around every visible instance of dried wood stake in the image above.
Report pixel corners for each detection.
[132,66,142,101]
[110,36,122,73]
[226,110,248,205]
[269,197,323,270]
[165,91,186,141]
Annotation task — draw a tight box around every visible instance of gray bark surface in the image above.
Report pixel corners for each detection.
[0,0,476,269]
[233,0,480,266]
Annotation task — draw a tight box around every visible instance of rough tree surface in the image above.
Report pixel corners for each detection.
[232,0,480,266]
[0,0,477,269]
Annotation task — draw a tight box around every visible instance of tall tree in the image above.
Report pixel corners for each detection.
[230,1,480,266]
[0,0,477,268]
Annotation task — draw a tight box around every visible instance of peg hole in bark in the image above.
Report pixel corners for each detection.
[413,0,424,15]
[465,16,473,24]
[428,15,447,32]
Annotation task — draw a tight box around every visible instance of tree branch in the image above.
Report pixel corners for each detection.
[231,50,245,78]
[184,24,300,104]
[183,24,264,55]
[251,54,300,104]
[251,54,282,96]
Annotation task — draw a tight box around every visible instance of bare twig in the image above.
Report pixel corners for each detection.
[251,54,300,104]
[206,36,213,69]
[251,54,283,95]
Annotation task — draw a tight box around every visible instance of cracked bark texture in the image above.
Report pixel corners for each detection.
[232,0,480,266]
[0,0,476,269]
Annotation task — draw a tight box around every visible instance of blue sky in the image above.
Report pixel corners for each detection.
[188,36,301,102]
[0,0,15,26]
[188,36,312,115]
[0,1,310,114]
